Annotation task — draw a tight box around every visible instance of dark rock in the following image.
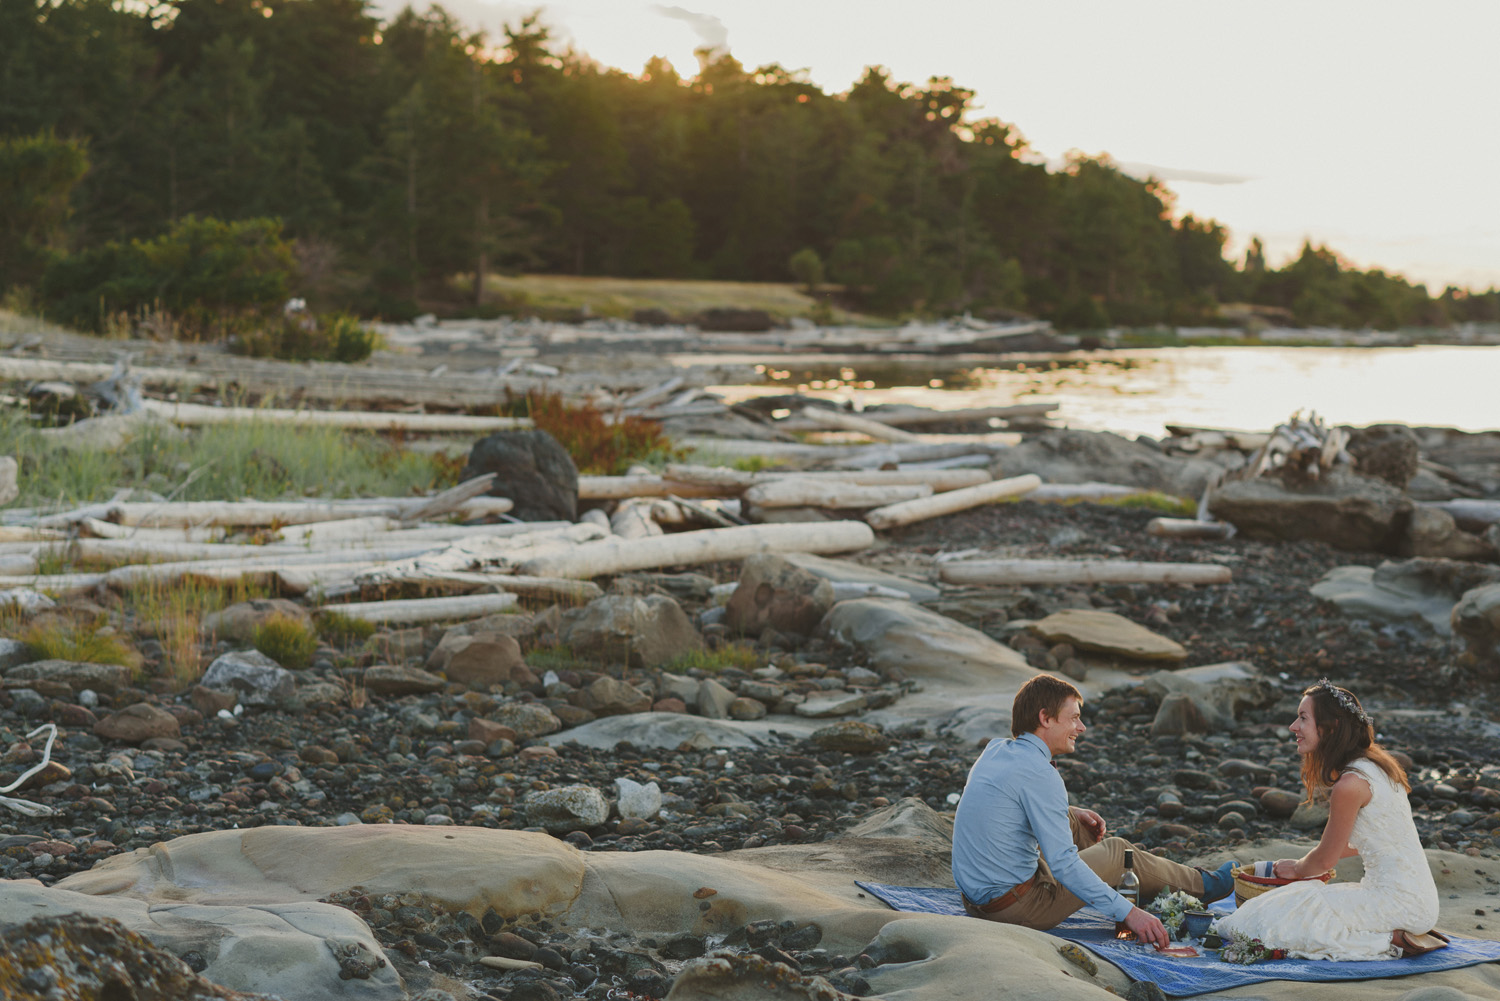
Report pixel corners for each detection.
[1345,424,1420,489]
[461,429,578,522]
[696,308,775,332]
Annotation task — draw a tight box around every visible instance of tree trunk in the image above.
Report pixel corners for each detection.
[864,474,1041,531]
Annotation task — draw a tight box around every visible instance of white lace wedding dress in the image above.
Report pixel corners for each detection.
[1214,758,1439,961]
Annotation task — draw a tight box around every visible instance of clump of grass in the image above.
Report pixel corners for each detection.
[0,408,450,510]
[505,390,682,475]
[21,615,141,670]
[732,455,776,473]
[231,312,383,363]
[1095,491,1199,517]
[524,642,575,671]
[123,576,271,689]
[664,643,761,674]
[315,610,376,645]
[251,613,319,670]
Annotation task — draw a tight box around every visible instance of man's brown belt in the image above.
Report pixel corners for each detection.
[968,872,1038,913]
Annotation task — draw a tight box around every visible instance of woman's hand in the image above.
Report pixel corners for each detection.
[1272,858,1299,879]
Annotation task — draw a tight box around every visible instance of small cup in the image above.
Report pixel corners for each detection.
[1182,910,1214,939]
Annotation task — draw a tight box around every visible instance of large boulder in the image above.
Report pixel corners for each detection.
[1311,558,1500,637]
[1031,609,1186,663]
[991,429,1220,500]
[1345,424,1420,488]
[200,599,310,644]
[1402,505,1495,561]
[94,703,180,743]
[724,553,836,638]
[1451,583,1500,678]
[200,650,296,707]
[425,632,525,690]
[1141,662,1278,734]
[563,593,702,668]
[820,598,1032,685]
[1207,466,1412,553]
[3,658,132,696]
[460,428,578,522]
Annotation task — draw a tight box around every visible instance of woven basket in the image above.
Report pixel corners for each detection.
[1232,864,1334,906]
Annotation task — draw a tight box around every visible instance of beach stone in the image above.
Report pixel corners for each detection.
[1150,692,1212,737]
[0,637,34,670]
[570,676,651,716]
[365,628,426,663]
[725,554,836,637]
[820,597,1032,684]
[359,664,444,696]
[1451,583,1500,676]
[1290,801,1330,830]
[657,671,701,704]
[653,697,687,713]
[94,703,179,744]
[563,593,702,668]
[540,712,767,750]
[1032,609,1186,662]
[201,599,310,643]
[782,552,941,602]
[469,718,518,745]
[1208,466,1412,553]
[426,633,525,689]
[1403,506,1494,561]
[727,696,767,720]
[1218,759,1276,783]
[695,677,737,719]
[811,720,891,753]
[200,650,296,706]
[492,702,562,740]
[441,610,536,641]
[1260,789,1302,818]
[525,785,609,832]
[1141,662,1276,731]
[3,658,131,696]
[189,684,238,716]
[615,777,662,820]
[462,429,578,522]
[794,691,867,718]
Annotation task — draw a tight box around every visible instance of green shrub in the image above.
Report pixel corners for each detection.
[664,643,761,674]
[41,215,295,338]
[22,615,141,670]
[252,613,319,670]
[230,311,380,362]
[315,610,376,645]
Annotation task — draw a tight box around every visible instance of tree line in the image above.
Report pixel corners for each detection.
[2,0,1497,333]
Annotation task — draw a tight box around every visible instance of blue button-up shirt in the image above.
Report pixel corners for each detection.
[951,732,1132,922]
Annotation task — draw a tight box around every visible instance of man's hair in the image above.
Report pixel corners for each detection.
[1011,673,1082,738]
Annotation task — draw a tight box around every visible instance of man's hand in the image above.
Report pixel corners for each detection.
[1123,907,1171,950]
[1073,807,1106,842]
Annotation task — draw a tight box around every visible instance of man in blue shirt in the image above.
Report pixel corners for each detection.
[952,674,1237,948]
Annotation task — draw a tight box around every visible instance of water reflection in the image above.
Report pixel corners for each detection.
[690,345,1500,439]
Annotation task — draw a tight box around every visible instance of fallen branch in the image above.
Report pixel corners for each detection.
[797,406,923,443]
[743,479,932,510]
[0,723,58,817]
[939,558,1233,586]
[141,399,532,433]
[864,474,1041,531]
[1145,518,1237,541]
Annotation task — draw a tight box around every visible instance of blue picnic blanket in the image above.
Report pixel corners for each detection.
[854,881,1500,997]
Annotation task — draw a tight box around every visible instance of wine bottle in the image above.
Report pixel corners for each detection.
[1115,848,1141,937]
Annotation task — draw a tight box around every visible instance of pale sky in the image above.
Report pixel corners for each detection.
[374,0,1500,293]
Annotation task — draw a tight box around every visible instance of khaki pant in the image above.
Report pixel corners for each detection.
[964,808,1205,930]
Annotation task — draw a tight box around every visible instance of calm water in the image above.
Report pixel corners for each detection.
[685,345,1500,440]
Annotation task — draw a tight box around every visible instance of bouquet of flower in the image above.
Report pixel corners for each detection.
[1148,889,1204,938]
[1217,928,1288,964]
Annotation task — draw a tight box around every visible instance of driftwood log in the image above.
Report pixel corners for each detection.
[743,479,932,510]
[516,521,876,579]
[797,407,923,443]
[140,400,531,433]
[1145,518,1237,541]
[864,474,1042,531]
[317,592,520,625]
[939,558,1233,586]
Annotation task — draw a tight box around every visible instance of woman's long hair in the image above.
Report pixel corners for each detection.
[1299,681,1409,800]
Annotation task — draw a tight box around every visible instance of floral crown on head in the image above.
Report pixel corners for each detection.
[1316,678,1371,726]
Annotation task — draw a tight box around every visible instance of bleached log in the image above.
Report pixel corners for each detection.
[579,508,612,532]
[76,518,225,543]
[361,571,603,604]
[577,475,725,500]
[939,558,1233,587]
[50,538,310,563]
[650,499,690,526]
[45,495,515,529]
[619,374,685,410]
[1145,518,1236,541]
[663,464,991,494]
[0,554,37,575]
[743,479,932,509]
[611,499,664,539]
[517,521,876,579]
[318,592,520,625]
[798,407,923,443]
[666,494,741,528]
[1026,482,1154,502]
[876,453,995,471]
[0,526,66,542]
[864,474,1042,531]
[140,399,531,433]
[859,403,1059,426]
[278,519,573,548]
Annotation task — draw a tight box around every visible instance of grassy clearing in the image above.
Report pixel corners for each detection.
[0,409,452,510]
[477,274,873,325]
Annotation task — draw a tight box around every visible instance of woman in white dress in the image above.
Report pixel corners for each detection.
[1213,679,1440,961]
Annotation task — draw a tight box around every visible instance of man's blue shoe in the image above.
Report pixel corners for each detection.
[1199,860,1239,904]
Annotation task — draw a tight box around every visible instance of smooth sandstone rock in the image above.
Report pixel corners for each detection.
[1032,609,1186,662]
[3,658,132,696]
[563,593,703,668]
[94,703,180,743]
[821,598,1033,685]
[724,553,835,637]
